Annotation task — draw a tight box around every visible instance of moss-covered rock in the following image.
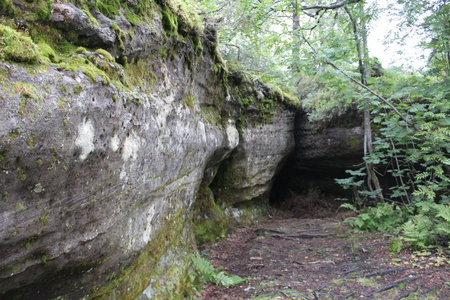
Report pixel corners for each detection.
[0,24,41,63]
[193,187,229,245]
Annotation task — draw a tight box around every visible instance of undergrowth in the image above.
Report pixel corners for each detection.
[337,75,450,252]
[341,201,450,251]
[190,256,244,291]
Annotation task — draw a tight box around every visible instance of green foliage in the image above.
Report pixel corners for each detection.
[397,0,450,78]
[401,201,450,248]
[0,0,16,16]
[389,238,405,254]
[191,256,244,287]
[343,202,410,232]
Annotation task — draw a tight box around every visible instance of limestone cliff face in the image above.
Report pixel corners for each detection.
[272,111,364,200]
[0,1,296,299]
[211,72,296,206]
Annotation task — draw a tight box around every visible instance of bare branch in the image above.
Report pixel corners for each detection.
[300,0,361,11]
[198,2,229,15]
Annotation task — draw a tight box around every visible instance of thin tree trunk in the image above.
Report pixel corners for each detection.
[345,6,384,204]
[292,1,301,72]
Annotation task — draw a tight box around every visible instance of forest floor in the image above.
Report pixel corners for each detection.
[198,199,450,300]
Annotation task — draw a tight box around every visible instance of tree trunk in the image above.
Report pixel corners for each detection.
[292,1,301,72]
[345,6,384,204]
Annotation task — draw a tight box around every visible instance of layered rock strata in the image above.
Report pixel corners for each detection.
[0,1,297,299]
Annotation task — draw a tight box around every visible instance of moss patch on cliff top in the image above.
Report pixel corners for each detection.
[227,62,299,108]
[0,24,42,63]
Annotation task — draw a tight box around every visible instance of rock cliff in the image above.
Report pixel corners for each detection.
[0,1,298,299]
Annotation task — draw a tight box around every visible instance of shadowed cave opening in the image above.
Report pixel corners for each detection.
[269,156,354,218]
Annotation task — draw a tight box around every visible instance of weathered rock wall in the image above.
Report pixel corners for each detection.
[193,72,297,244]
[271,111,364,203]
[211,73,296,206]
[0,1,297,299]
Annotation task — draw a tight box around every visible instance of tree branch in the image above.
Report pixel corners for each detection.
[301,35,420,131]
[198,2,229,15]
[300,0,361,11]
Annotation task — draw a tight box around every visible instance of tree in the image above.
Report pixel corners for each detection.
[396,0,450,78]
[196,0,450,246]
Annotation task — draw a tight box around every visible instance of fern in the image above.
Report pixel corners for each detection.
[214,271,245,287]
[402,216,434,248]
[191,256,215,282]
[191,256,244,287]
[339,203,357,212]
[436,205,450,223]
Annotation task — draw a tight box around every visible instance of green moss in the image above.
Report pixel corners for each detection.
[35,0,53,21]
[41,255,47,266]
[124,10,140,26]
[16,203,25,211]
[201,106,221,126]
[26,133,36,147]
[131,98,141,106]
[37,42,58,63]
[76,47,87,54]
[18,172,27,181]
[73,85,82,95]
[58,56,110,84]
[91,209,195,299]
[0,25,42,63]
[95,48,114,62]
[159,46,167,57]
[96,0,119,18]
[0,148,7,162]
[158,0,203,37]
[111,23,125,54]
[9,127,20,139]
[184,55,193,71]
[81,8,100,27]
[161,5,179,37]
[193,188,229,245]
[191,34,203,55]
[183,94,195,108]
[124,60,156,91]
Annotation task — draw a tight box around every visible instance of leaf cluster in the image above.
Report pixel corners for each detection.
[339,72,450,250]
[190,256,245,288]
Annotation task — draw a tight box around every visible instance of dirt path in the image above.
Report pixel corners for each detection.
[199,211,449,299]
